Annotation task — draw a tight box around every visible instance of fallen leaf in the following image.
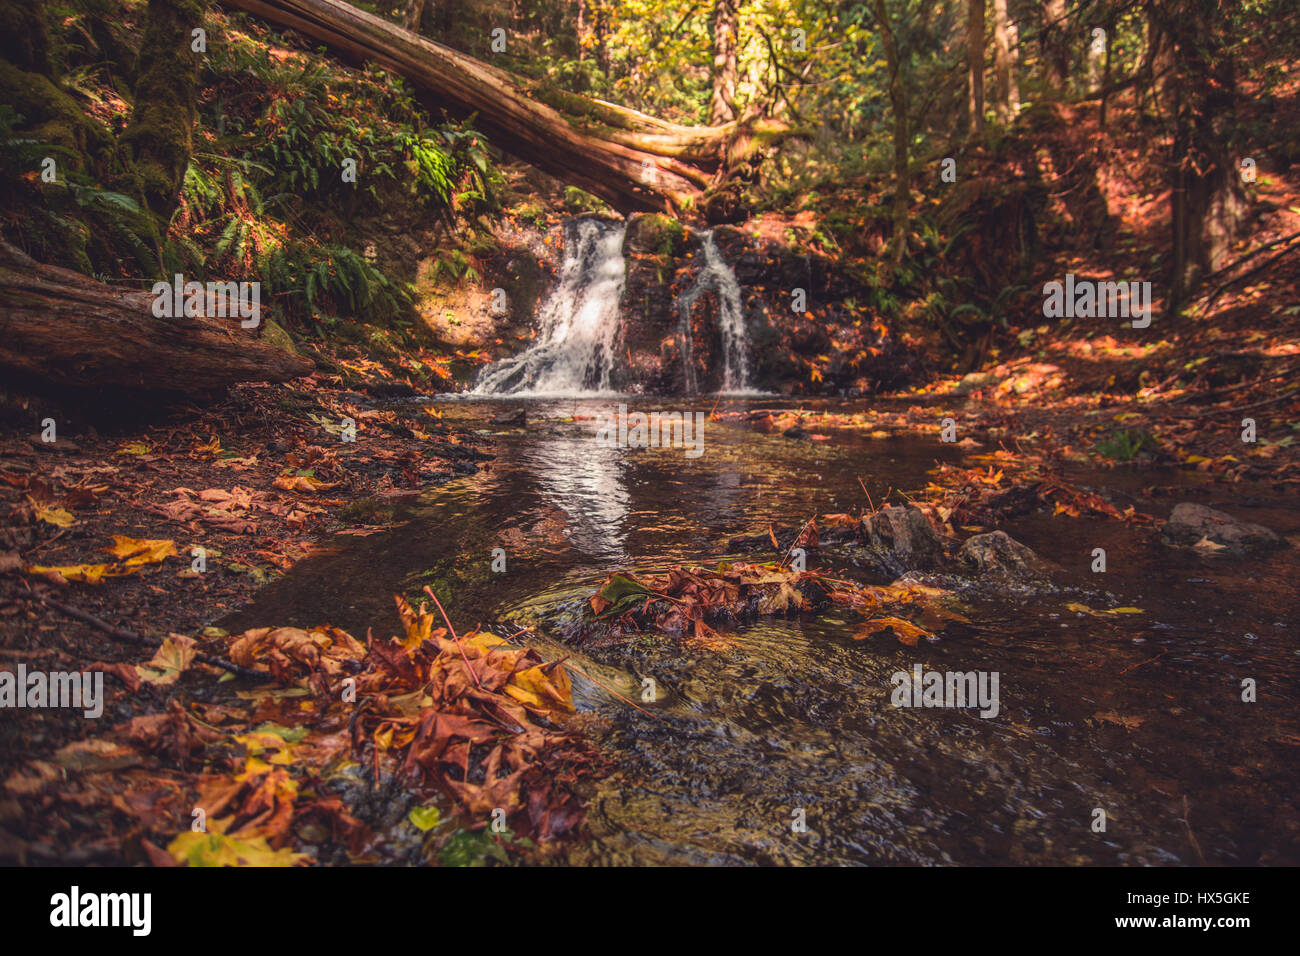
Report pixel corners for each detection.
[166,826,309,867]
[103,536,178,567]
[27,563,116,584]
[35,504,75,527]
[136,634,198,686]
[273,474,337,493]
[408,805,441,831]
[854,616,932,645]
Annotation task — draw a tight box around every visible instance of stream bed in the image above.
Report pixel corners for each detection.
[221,398,1300,865]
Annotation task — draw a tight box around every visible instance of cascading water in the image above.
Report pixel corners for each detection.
[676,230,750,393]
[473,218,627,396]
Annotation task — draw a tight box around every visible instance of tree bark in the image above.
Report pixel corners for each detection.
[991,0,1018,124]
[967,0,985,137]
[218,0,795,214]
[122,0,206,230]
[873,0,909,266]
[1157,0,1246,306]
[1041,0,1070,89]
[709,0,739,126]
[0,242,313,392]
[403,0,427,32]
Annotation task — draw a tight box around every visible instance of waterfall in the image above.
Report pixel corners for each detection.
[676,230,750,393]
[472,218,627,396]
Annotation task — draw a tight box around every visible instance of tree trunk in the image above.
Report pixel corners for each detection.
[709,0,739,126]
[0,242,313,393]
[1142,2,1176,117]
[218,0,795,214]
[122,0,206,231]
[991,0,1018,124]
[403,0,427,32]
[967,0,985,137]
[1158,0,1246,306]
[873,0,909,266]
[1041,0,1070,90]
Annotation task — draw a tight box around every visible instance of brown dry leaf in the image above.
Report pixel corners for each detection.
[3,761,62,796]
[273,474,337,493]
[53,739,143,773]
[229,625,365,680]
[756,580,805,614]
[136,634,198,686]
[854,616,932,645]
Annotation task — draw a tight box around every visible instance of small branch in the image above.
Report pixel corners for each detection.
[423,585,483,689]
[36,595,270,680]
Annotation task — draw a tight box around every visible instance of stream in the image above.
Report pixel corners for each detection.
[221,397,1300,866]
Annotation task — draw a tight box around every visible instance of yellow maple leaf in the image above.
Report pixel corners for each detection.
[35,504,75,527]
[505,661,575,715]
[104,535,178,567]
[27,563,116,584]
[136,634,197,686]
[167,824,309,867]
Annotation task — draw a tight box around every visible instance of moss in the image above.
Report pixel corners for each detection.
[259,317,300,356]
[0,0,53,75]
[120,0,206,225]
[0,60,114,175]
[632,213,688,257]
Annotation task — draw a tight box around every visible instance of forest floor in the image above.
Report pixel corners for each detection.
[0,339,523,864]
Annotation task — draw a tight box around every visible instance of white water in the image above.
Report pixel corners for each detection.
[473,218,628,397]
[676,230,750,393]
[473,218,753,397]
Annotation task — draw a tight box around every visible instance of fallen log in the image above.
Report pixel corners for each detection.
[0,242,314,393]
[218,0,797,213]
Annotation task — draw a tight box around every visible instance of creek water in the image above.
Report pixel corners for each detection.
[222,398,1300,865]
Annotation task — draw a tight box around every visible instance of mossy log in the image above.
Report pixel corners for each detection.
[0,242,313,393]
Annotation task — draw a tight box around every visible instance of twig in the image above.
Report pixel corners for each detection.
[778,515,815,569]
[563,660,666,722]
[423,585,482,689]
[36,595,269,680]
[1118,649,1168,675]
[1181,795,1208,866]
[1200,231,1300,312]
[37,594,145,644]
[857,476,876,514]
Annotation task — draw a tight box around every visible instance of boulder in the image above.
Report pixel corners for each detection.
[1161,503,1283,553]
[861,506,943,571]
[959,531,1046,577]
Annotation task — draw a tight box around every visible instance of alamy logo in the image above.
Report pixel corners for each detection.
[890,664,999,718]
[50,886,151,936]
[595,403,705,459]
[151,274,261,328]
[1042,274,1151,329]
[0,664,103,718]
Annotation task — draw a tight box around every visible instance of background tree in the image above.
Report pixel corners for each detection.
[967,0,985,136]
[710,0,740,125]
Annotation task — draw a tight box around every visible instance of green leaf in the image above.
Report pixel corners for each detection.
[408,805,441,831]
